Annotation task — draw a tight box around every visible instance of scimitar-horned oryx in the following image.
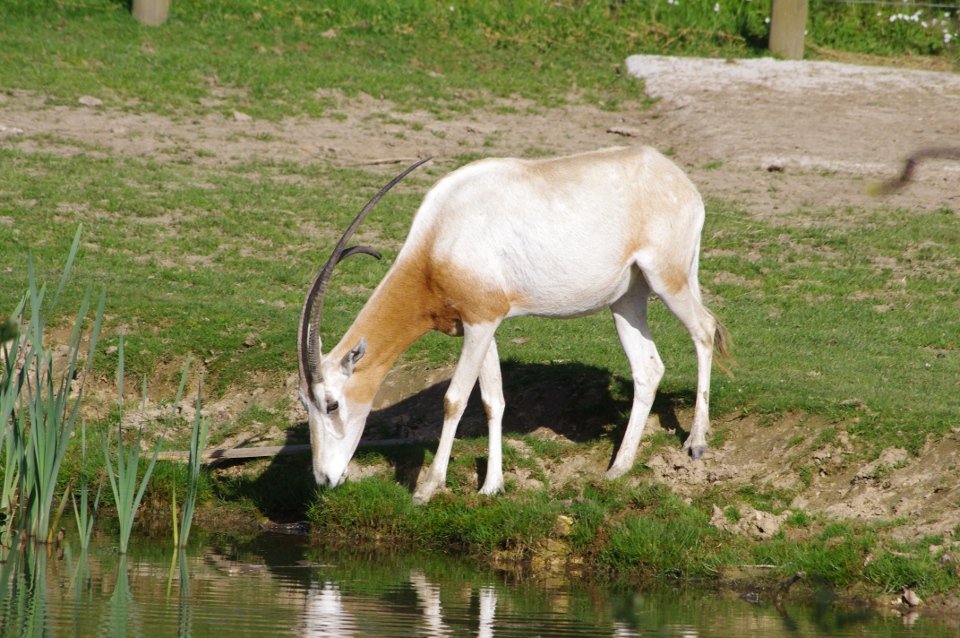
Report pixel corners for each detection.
[297,146,730,504]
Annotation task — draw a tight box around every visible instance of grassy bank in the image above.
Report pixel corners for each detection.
[305,469,960,599]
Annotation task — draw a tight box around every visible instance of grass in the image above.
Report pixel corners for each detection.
[0,1,955,122]
[306,473,960,597]
[6,150,960,456]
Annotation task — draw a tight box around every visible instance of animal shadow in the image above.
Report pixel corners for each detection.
[252,359,694,516]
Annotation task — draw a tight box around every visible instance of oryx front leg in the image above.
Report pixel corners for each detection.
[413,321,500,505]
[478,338,505,496]
[605,282,664,480]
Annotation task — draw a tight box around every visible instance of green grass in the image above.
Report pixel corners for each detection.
[306,473,960,597]
[4,147,960,453]
[698,200,960,454]
[0,0,956,122]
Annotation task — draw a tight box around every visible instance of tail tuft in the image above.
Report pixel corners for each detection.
[712,318,734,378]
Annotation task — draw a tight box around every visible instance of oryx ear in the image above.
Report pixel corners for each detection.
[340,338,367,376]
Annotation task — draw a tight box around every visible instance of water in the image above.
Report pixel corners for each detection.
[0,533,952,637]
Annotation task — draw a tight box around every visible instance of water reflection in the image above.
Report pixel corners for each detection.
[101,555,137,638]
[0,534,956,638]
[2,543,48,638]
[178,549,191,638]
[301,568,500,638]
[409,569,451,638]
[302,582,351,637]
[478,585,496,638]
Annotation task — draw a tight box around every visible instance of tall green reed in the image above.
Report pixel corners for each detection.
[71,423,103,553]
[102,344,189,554]
[1,312,24,528]
[0,226,106,547]
[177,378,209,549]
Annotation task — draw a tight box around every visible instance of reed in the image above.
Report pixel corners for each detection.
[71,424,103,553]
[102,343,189,554]
[1,227,106,547]
[1,313,24,537]
[177,379,210,549]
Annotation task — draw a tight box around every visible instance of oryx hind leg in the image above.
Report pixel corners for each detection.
[605,275,664,479]
[644,268,717,460]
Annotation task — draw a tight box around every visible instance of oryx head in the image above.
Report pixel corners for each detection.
[298,158,430,489]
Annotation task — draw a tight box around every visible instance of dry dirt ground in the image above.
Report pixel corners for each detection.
[3,54,960,543]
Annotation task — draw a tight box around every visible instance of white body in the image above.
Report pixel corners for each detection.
[303,146,725,504]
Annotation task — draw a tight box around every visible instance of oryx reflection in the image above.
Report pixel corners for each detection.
[301,570,501,638]
[302,581,354,637]
[410,569,451,637]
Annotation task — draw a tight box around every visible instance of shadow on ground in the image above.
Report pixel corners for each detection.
[227,360,695,519]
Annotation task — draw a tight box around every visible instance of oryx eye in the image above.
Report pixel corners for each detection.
[327,400,339,413]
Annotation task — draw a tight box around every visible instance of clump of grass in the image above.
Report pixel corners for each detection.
[310,478,416,540]
[309,477,565,554]
[310,476,720,571]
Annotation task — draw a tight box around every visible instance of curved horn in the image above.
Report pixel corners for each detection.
[338,245,382,262]
[298,157,432,402]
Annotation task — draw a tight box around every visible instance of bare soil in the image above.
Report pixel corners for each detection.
[4,55,960,543]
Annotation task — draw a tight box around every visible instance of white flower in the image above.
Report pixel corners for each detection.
[714,3,720,12]
[765,17,770,24]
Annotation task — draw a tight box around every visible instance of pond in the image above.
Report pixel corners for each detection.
[0,530,952,637]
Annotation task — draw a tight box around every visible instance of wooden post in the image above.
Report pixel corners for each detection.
[769,0,808,60]
[132,0,170,26]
